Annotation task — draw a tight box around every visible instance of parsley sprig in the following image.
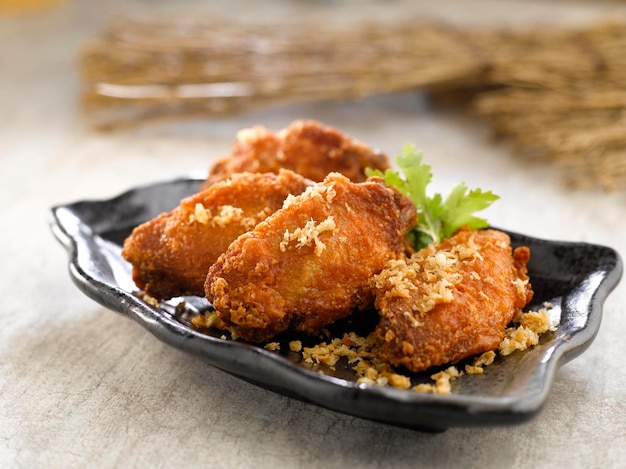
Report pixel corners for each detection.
[366,144,499,250]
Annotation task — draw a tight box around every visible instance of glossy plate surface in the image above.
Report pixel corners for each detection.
[50,176,622,432]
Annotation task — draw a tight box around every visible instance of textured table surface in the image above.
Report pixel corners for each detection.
[2,1,625,468]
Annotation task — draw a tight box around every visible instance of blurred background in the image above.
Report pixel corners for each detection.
[3,0,626,195]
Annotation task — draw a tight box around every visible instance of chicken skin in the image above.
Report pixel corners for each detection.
[205,173,417,342]
[371,228,533,372]
[122,170,311,300]
[203,119,390,187]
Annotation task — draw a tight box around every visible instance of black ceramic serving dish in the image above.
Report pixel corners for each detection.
[50,176,622,432]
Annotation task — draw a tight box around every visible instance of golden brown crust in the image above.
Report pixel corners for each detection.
[121,170,311,300]
[372,228,534,372]
[205,173,417,342]
[203,120,390,187]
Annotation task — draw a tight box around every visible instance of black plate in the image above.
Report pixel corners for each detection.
[49,176,622,432]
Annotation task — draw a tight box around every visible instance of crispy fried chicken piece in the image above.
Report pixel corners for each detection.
[203,119,390,187]
[122,170,311,300]
[371,228,533,372]
[205,173,417,342]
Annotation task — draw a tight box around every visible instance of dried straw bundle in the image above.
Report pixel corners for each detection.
[81,17,485,124]
[468,22,626,191]
[80,17,626,190]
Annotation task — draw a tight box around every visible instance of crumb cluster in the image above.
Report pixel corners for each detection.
[189,203,260,230]
[188,303,556,395]
[279,216,337,256]
[499,307,556,356]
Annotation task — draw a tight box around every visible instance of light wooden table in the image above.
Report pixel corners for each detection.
[2,1,625,467]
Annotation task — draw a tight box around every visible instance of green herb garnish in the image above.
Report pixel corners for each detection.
[366,144,499,250]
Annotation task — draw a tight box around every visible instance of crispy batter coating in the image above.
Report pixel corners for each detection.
[203,119,390,187]
[122,170,311,300]
[371,228,533,372]
[205,173,417,342]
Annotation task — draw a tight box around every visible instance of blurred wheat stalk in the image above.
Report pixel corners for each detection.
[80,17,626,190]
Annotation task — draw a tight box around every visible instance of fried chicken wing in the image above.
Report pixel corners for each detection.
[205,173,417,342]
[203,119,390,187]
[122,170,311,300]
[371,228,533,372]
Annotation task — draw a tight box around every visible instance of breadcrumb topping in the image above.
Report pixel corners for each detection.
[464,351,496,374]
[191,203,211,224]
[499,307,556,356]
[212,205,244,227]
[511,277,530,298]
[301,332,413,390]
[287,304,556,394]
[431,367,462,394]
[371,240,467,316]
[289,340,303,352]
[189,203,258,230]
[282,181,337,210]
[279,216,336,256]
[134,291,160,307]
[183,302,556,396]
[191,310,226,330]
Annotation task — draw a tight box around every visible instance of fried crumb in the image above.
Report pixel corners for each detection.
[157,296,557,397]
[430,367,461,395]
[134,291,160,307]
[370,239,469,315]
[279,215,336,256]
[521,309,555,334]
[282,182,337,210]
[412,383,435,393]
[190,203,211,224]
[465,350,496,374]
[499,327,538,356]
[189,203,259,230]
[302,331,459,393]
[289,340,303,352]
[191,310,224,329]
[160,293,554,396]
[499,308,555,356]
[386,372,412,389]
[411,366,462,395]
[294,302,555,395]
